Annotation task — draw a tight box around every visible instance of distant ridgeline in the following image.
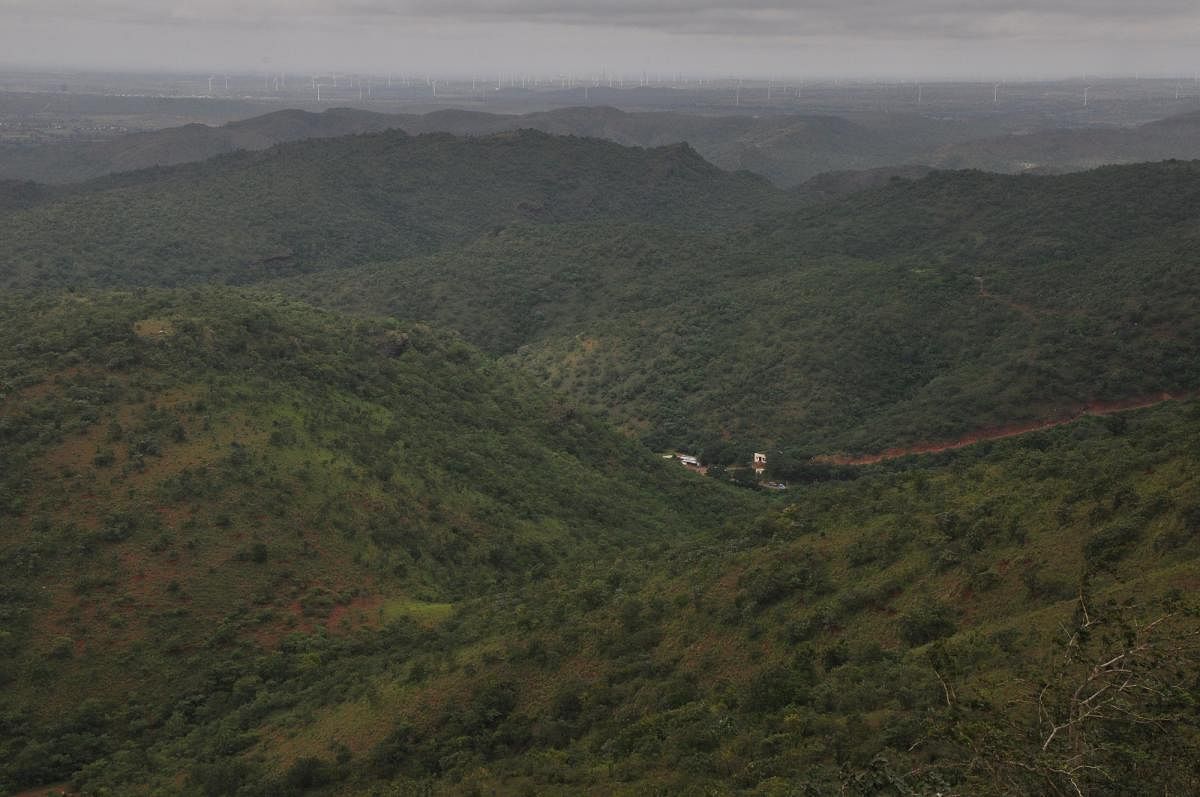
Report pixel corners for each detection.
[0,104,1006,187]
[6,104,1200,187]
[0,128,786,288]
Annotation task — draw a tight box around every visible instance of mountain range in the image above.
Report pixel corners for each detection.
[6,104,1200,189]
[1,111,1198,796]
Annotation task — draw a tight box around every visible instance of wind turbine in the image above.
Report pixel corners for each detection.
[1083,85,1091,107]
[993,83,999,105]
[207,75,214,95]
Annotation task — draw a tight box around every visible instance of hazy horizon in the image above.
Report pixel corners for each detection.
[2,1,1199,80]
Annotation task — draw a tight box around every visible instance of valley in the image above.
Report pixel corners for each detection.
[0,66,1198,797]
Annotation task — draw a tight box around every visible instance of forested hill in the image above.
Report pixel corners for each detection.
[9,102,1200,189]
[1,112,1199,796]
[0,178,49,214]
[3,289,1198,793]
[772,159,1200,265]
[0,107,406,184]
[927,108,1200,173]
[0,104,999,187]
[0,128,786,290]
[277,160,1200,456]
[3,126,1198,455]
[0,289,758,793]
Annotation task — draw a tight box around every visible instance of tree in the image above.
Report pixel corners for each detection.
[941,588,1200,795]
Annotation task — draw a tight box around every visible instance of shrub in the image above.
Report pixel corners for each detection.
[1083,520,1141,569]
[898,602,957,646]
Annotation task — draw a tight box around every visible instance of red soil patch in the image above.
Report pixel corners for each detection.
[678,630,760,684]
[822,391,1192,466]
[252,603,313,648]
[0,367,95,413]
[11,784,74,797]
[254,593,384,648]
[325,595,384,633]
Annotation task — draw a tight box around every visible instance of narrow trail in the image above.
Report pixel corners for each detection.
[820,391,1191,466]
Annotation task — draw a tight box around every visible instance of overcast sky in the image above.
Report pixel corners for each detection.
[1,1,1198,78]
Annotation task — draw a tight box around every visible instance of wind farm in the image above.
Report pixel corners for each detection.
[3,67,1200,124]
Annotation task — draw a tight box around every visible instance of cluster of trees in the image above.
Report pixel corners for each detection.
[1,290,1196,793]
[279,163,1200,456]
[1,128,1198,795]
[5,131,1199,460]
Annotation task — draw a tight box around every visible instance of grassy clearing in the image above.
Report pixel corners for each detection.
[380,598,454,627]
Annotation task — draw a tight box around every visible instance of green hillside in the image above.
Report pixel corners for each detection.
[277,161,1200,456]
[0,129,785,290]
[4,131,1196,457]
[0,288,760,793]
[3,302,1197,794]
[0,126,1198,797]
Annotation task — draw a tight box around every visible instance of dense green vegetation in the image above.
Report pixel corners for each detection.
[1,126,1198,795]
[0,289,763,791]
[4,130,1197,455]
[0,129,785,289]
[1,291,1197,793]
[277,161,1200,454]
[0,178,51,214]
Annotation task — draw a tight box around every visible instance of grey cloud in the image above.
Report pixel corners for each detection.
[4,0,1198,76]
[8,0,1200,40]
